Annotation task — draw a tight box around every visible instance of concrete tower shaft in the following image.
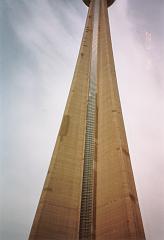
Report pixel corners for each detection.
[29,0,146,239]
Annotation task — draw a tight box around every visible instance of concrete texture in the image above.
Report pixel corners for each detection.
[29,0,146,239]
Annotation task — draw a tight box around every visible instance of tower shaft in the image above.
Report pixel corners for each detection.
[96,0,145,239]
[79,0,99,238]
[29,0,145,239]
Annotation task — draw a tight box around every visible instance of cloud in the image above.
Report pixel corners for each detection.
[126,0,164,90]
[109,1,164,239]
[1,1,87,239]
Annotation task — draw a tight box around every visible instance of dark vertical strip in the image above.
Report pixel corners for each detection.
[79,0,100,239]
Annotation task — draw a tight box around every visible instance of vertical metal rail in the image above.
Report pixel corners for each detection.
[79,0,100,239]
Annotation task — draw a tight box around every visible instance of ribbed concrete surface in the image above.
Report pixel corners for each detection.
[29,4,93,240]
[29,0,146,239]
[96,0,145,239]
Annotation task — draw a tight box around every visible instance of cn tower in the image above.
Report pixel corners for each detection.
[29,0,146,239]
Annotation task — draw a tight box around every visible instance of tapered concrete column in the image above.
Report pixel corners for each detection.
[95,0,145,239]
[29,0,146,239]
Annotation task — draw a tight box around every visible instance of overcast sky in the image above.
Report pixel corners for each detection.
[1,0,164,239]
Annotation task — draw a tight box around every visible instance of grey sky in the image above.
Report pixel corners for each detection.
[1,0,164,239]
